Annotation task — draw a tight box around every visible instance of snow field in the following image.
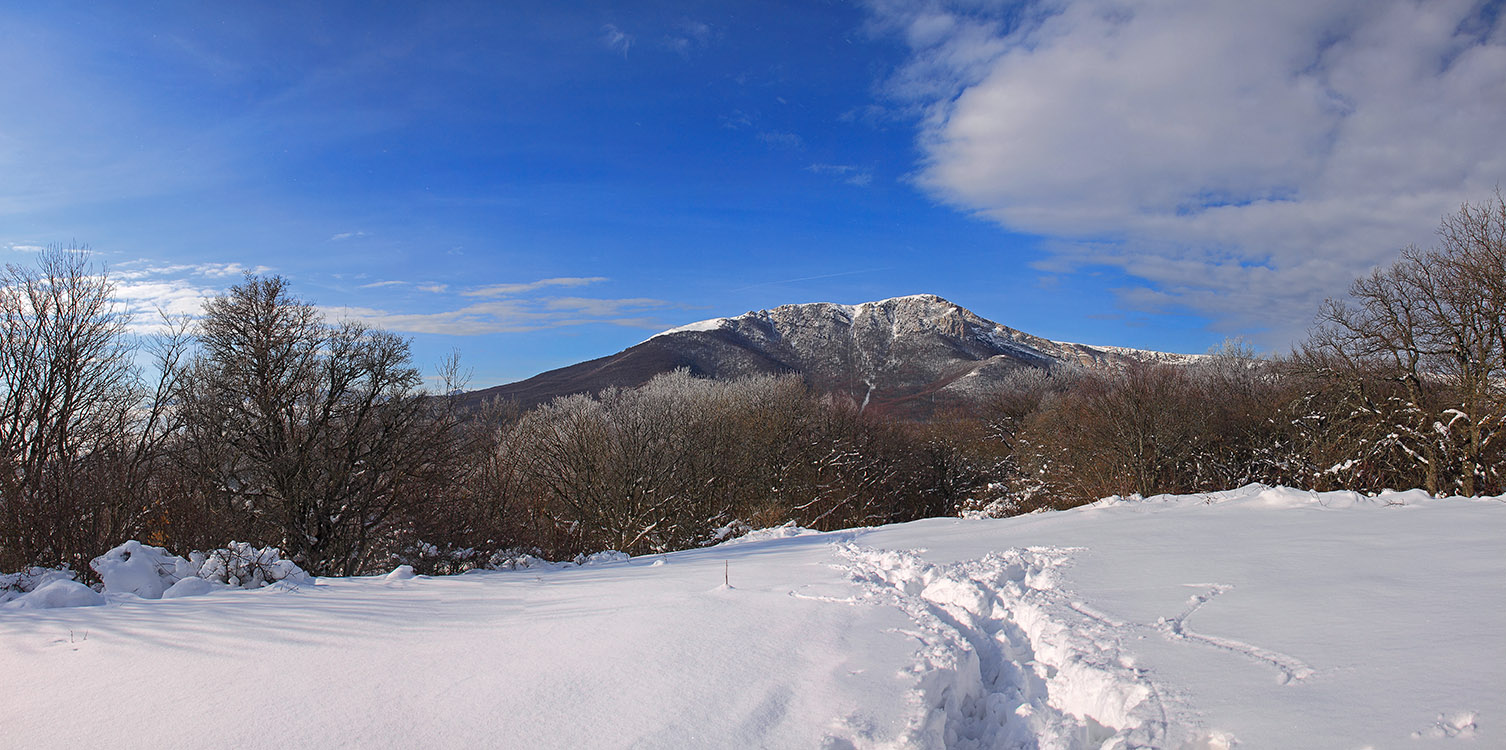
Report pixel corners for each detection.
[1,485,1501,748]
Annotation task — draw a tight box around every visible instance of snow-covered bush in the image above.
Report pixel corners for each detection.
[90,540,198,599]
[394,540,491,575]
[484,549,554,571]
[477,548,628,571]
[573,550,629,565]
[0,566,80,605]
[88,540,310,600]
[708,520,754,544]
[192,542,311,589]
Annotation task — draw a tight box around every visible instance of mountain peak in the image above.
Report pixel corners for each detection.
[653,294,961,341]
[474,295,1185,416]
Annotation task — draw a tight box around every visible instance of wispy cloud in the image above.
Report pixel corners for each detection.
[462,276,608,298]
[5,243,44,253]
[360,280,406,289]
[731,267,891,292]
[868,0,1506,345]
[330,230,368,241]
[758,131,804,150]
[808,163,874,187]
[602,24,634,58]
[327,296,676,336]
[663,19,714,59]
[720,110,753,130]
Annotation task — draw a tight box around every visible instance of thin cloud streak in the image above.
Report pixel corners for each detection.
[732,267,893,292]
[462,276,609,298]
[327,296,677,336]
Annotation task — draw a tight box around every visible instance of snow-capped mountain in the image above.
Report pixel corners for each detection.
[469,294,1194,413]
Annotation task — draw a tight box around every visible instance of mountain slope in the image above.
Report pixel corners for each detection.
[468,294,1190,412]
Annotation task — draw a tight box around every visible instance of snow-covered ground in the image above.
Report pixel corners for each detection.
[2,485,1501,748]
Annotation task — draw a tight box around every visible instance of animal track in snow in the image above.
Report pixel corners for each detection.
[1155,584,1316,685]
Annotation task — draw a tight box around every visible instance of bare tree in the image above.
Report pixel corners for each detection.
[1310,192,1506,495]
[175,275,464,575]
[0,249,174,573]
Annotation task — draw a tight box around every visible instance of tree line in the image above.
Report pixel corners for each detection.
[1,193,1501,578]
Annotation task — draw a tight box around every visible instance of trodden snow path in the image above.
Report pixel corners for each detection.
[1,485,1502,748]
[834,544,1177,748]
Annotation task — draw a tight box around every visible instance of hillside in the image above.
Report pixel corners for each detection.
[467,294,1195,413]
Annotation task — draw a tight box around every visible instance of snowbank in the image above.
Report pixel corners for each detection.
[1090,482,1479,510]
[0,566,79,605]
[714,521,821,546]
[3,579,105,610]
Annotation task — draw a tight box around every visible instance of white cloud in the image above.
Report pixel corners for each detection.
[462,276,608,298]
[870,0,1506,344]
[114,278,220,319]
[107,260,273,332]
[758,131,804,150]
[6,243,44,253]
[360,280,406,289]
[330,231,368,241]
[603,24,634,57]
[663,19,714,58]
[114,261,271,281]
[326,296,675,336]
[808,163,875,187]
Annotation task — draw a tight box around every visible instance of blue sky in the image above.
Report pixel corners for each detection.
[2,1,1502,387]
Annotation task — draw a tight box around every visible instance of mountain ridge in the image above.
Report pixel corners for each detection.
[466,294,1197,415]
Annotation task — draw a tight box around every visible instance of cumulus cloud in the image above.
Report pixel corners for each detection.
[869,0,1506,344]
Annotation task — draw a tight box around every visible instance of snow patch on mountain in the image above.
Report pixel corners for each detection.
[648,294,1189,376]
